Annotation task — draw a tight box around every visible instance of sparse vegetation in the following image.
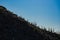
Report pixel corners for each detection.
[0,6,60,40]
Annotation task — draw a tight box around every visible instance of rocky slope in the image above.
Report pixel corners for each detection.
[0,6,60,40]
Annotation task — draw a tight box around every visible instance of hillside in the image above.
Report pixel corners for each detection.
[0,6,60,40]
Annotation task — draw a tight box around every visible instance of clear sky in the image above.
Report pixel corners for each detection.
[0,0,60,32]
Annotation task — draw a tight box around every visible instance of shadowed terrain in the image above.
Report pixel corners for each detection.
[0,6,60,40]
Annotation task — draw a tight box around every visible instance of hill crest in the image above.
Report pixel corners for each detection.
[0,6,60,40]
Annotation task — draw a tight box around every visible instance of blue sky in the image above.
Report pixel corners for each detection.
[0,0,60,32]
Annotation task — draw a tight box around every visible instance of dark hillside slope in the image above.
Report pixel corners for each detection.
[0,6,60,40]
